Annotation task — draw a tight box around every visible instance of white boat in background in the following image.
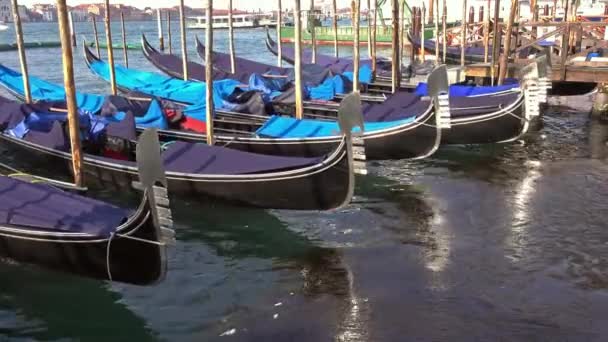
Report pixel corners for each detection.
[0,24,8,32]
[187,13,276,29]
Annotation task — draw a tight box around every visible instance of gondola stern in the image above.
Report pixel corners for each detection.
[133,128,174,284]
[427,64,451,131]
[332,92,367,210]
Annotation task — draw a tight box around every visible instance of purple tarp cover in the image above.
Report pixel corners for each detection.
[0,176,129,237]
[162,141,324,175]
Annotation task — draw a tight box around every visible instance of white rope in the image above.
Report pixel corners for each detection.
[106,232,116,281]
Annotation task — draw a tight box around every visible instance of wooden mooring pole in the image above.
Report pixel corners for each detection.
[310,0,317,64]
[179,0,188,80]
[391,0,399,92]
[491,0,501,85]
[371,0,377,75]
[420,2,426,62]
[460,0,467,67]
[69,11,76,47]
[367,0,372,58]
[352,0,361,93]
[434,0,439,64]
[91,14,101,57]
[205,0,214,145]
[402,0,408,66]
[104,0,117,95]
[228,0,236,73]
[484,0,490,62]
[332,0,338,57]
[120,12,128,67]
[498,0,517,85]
[57,0,84,188]
[157,9,165,51]
[294,0,304,119]
[11,0,31,103]
[442,0,447,63]
[277,0,283,66]
[167,11,172,54]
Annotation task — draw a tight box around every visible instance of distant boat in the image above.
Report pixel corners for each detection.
[0,24,8,32]
[187,13,276,29]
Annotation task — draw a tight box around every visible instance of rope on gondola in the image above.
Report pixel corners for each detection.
[106,231,166,281]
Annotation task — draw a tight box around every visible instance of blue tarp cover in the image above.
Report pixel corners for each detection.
[255,115,416,138]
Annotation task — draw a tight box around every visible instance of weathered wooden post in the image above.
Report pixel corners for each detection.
[205,0,214,144]
[491,0,501,84]
[228,0,236,73]
[332,0,338,58]
[371,0,378,74]
[428,0,434,24]
[120,11,128,67]
[434,0,439,64]
[310,0,317,64]
[402,0,409,66]
[468,5,474,26]
[294,0,304,119]
[277,0,283,66]
[104,0,117,95]
[11,0,31,103]
[498,0,518,85]
[57,0,84,187]
[352,0,361,92]
[391,0,399,92]
[157,9,165,51]
[460,0,467,67]
[179,0,188,80]
[420,2,426,62]
[532,4,539,39]
[69,11,76,47]
[367,0,372,58]
[484,0,490,62]
[91,14,101,57]
[167,11,172,54]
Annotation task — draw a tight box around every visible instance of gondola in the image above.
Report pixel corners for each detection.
[263,27,393,77]
[0,94,361,210]
[1,57,444,161]
[138,40,533,145]
[84,43,448,160]
[142,33,522,103]
[408,33,487,64]
[0,128,174,285]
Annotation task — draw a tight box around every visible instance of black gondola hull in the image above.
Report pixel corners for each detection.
[0,199,166,285]
[441,95,528,144]
[0,135,353,210]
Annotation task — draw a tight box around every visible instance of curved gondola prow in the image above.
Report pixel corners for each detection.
[141,33,158,56]
[265,26,294,65]
[134,128,174,282]
[83,38,102,72]
[195,35,232,74]
[520,61,541,120]
[335,92,366,209]
[427,64,451,130]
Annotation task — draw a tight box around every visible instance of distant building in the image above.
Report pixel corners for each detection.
[32,4,57,22]
[0,0,11,22]
[17,5,29,21]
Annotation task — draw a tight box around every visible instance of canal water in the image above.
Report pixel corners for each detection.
[0,22,607,341]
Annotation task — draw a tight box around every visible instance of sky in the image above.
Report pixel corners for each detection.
[17,0,365,11]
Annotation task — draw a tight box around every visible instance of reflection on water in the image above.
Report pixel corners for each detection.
[0,22,607,341]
